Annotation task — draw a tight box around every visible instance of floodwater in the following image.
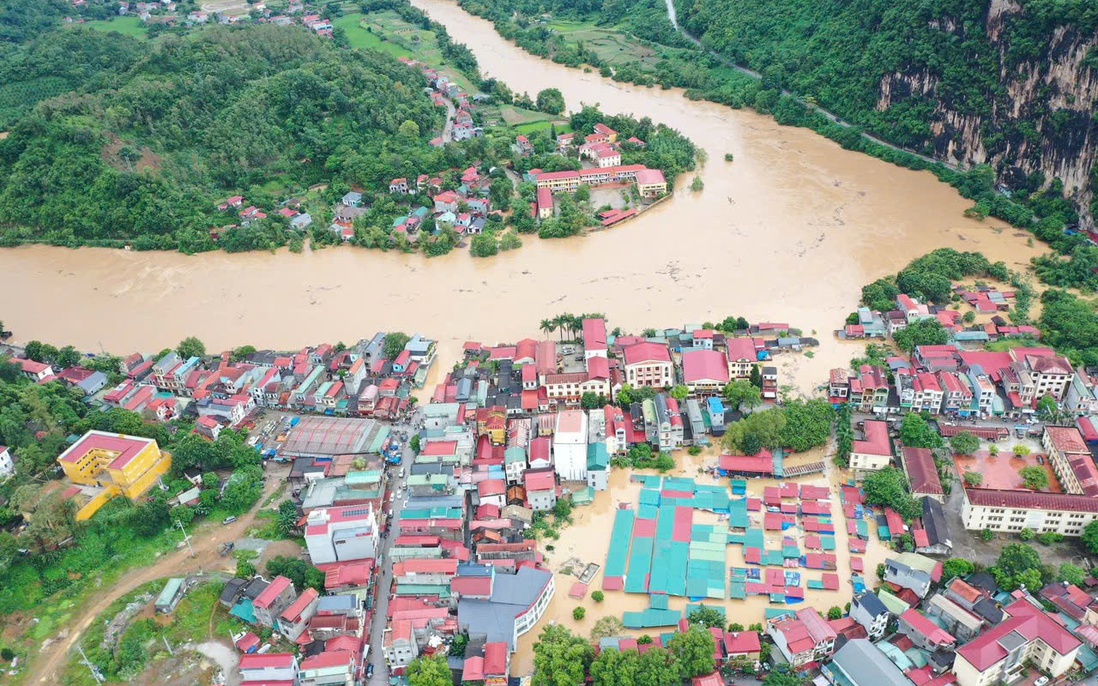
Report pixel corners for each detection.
[512,445,893,673]
[0,1,1043,392]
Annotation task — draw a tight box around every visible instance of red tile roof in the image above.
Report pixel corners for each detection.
[957,599,1080,671]
[901,609,955,645]
[726,338,756,362]
[483,642,508,675]
[966,487,1098,513]
[239,653,296,670]
[682,349,730,384]
[903,447,943,496]
[254,576,294,610]
[279,587,319,623]
[525,470,555,493]
[622,342,671,365]
[853,420,891,456]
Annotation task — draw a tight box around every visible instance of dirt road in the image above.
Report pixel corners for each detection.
[22,466,289,686]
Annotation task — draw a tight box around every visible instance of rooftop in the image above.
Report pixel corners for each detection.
[56,430,157,471]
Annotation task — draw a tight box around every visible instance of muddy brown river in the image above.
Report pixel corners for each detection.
[1,0,1040,389]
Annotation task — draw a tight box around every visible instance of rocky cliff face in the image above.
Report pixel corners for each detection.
[877,0,1098,227]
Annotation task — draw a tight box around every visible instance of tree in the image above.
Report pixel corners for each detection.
[941,558,975,581]
[573,606,586,620]
[590,616,627,640]
[749,364,762,388]
[176,336,206,359]
[963,471,983,486]
[635,647,683,686]
[827,606,843,620]
[407,655,451,686]
[951,431,980,455]
[1013,445,1031,457]
[690,176,704,192]
[670,385,690,401]
[1083,521,1098,554]
[535,87,565,114]
[667,627,715,678]
[763,664,806,686]
[894,319,949,352]
[398,120,421,138]
[55,345,81,368]
[383,332,411,360]
[687,605,725,629]
[900,413,943,449]
[1059,563,1087,587]
[470,231,499,258]
[862,467,921,520]
[591,590,604,603]
[532,625,593,686]
[778,399,834,452]
[723,380,762,411]
[992,543,1050,591]
[276,500,298,537]
[741,432,763,456]
[1037,394,1059,422]
[1019,466,1049,490]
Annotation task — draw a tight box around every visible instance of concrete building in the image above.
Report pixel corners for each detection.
[304,505,380,564]
[456,565,555,649]
[0,446,14,479]
[253,576,297,628]
[553,410,588,482]
[1044,425,1098,496]
[849,592,890,640]
[56,430,172,520]
[767,608,836,667]
[952,597,1080,686]
[849,420,892,476]
[278,587,320,641]
[525,468,557,511]
[960,487,1098,536]
[823,639,913,686]
[238,653,299,685]
[622,342,673,389]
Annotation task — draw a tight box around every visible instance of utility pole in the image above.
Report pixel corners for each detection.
[77,646,105,684]
[162,635,174,656]
[176,519,195,558]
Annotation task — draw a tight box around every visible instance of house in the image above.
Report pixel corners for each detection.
[902,447,944,501]
[850,420,892,475]
[389,178,410,194]
[238,653,299,685]
[299,650,357,686]
[0,446,14,478]
[917,496,952,555]
[723,631,761,664]
[849,592,890,640]
[253,576,297,628]
[553,411,588,481]
[57,367,108,396]
[525,468,556,511]
[19,358,53,382]
[898,609,956,651]
[823,639,914,686]
[341,191,362,207]
[536,187,554,219]
[587,442,610,491]
[767,608,836,667]
[583,318,608,359]
[884,559,933,598]
[278,587,320,641]
[952,597,1081,686]
[925,593,985,643]
[433,190,460,214]
[622,342,673,389]
[515,135,534,156]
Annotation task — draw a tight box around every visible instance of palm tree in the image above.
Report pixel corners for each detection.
[540,319,554,339]
[553,315,567,341]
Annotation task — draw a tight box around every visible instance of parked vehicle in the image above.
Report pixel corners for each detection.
[222,516,237,525]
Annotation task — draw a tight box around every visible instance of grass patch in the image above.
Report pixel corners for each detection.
[77,17,147,39]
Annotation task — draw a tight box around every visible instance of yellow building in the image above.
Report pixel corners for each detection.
[57,430,172,520]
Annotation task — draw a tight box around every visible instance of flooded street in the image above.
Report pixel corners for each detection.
[513,445,893,673]
[0,4,1043,390]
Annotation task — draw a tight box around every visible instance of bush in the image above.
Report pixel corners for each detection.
[963,472,983,486]
[1019,528,1035,541]
[573,606,586,620]
[980,529,995,541]
[591,590,604,602]
[1038,532,1065,545]
[1013,445,1031,457]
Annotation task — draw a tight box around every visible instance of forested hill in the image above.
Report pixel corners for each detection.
[0,24,444,251]
[677,0,1098,227]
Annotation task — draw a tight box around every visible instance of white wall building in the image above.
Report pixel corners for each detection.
[553,410,588,482]
[304,505,379,564]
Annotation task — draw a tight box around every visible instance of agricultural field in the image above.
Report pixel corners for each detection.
[334,11,479,92]
[77,16,148,38]
[547,20,662,68]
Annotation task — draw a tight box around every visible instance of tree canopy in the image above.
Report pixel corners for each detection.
[532,625,594,686]
[861,467,921,520]
[407,655,452,686]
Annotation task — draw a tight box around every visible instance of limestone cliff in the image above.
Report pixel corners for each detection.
[877,0,1098,226]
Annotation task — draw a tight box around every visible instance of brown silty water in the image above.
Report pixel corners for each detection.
[0,1,1041,381]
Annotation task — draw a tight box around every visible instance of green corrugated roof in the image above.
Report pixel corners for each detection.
[587,442,609,470]
[367,425,391,454]
[346,470,381,485]
[505,446,526,465]
[156,578,184,607]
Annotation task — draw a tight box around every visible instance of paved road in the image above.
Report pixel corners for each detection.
[24,464,290,685]
[367,412,420,686]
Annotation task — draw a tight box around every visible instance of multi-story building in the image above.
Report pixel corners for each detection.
[726,338,757,379]
[1012,348,1074,402]
[1043,426,1098,496]
[682,349,729,395]
[767,608,836,667]
[851,365,890,413]
[56,431,173,520]
[849,592,890,640]
[653,394,684,451]
[253,576,297,628]
[278,587,320,641]
[622,342,673,389]
[849,421,892,476]
[898,371,943,414]
[0,446,14,479]
[553,410,588,482]
[960,488,1098,536]
[952,597,1080,686]
[238,654,299,685]
[304,505,380,564]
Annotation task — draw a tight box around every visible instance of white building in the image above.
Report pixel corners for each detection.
[0,446,14,479]
[304,505,379,564]
[622,342,673,389]
[238,654,298,684]
[960,488,1098,536]
[553,410,588,481]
